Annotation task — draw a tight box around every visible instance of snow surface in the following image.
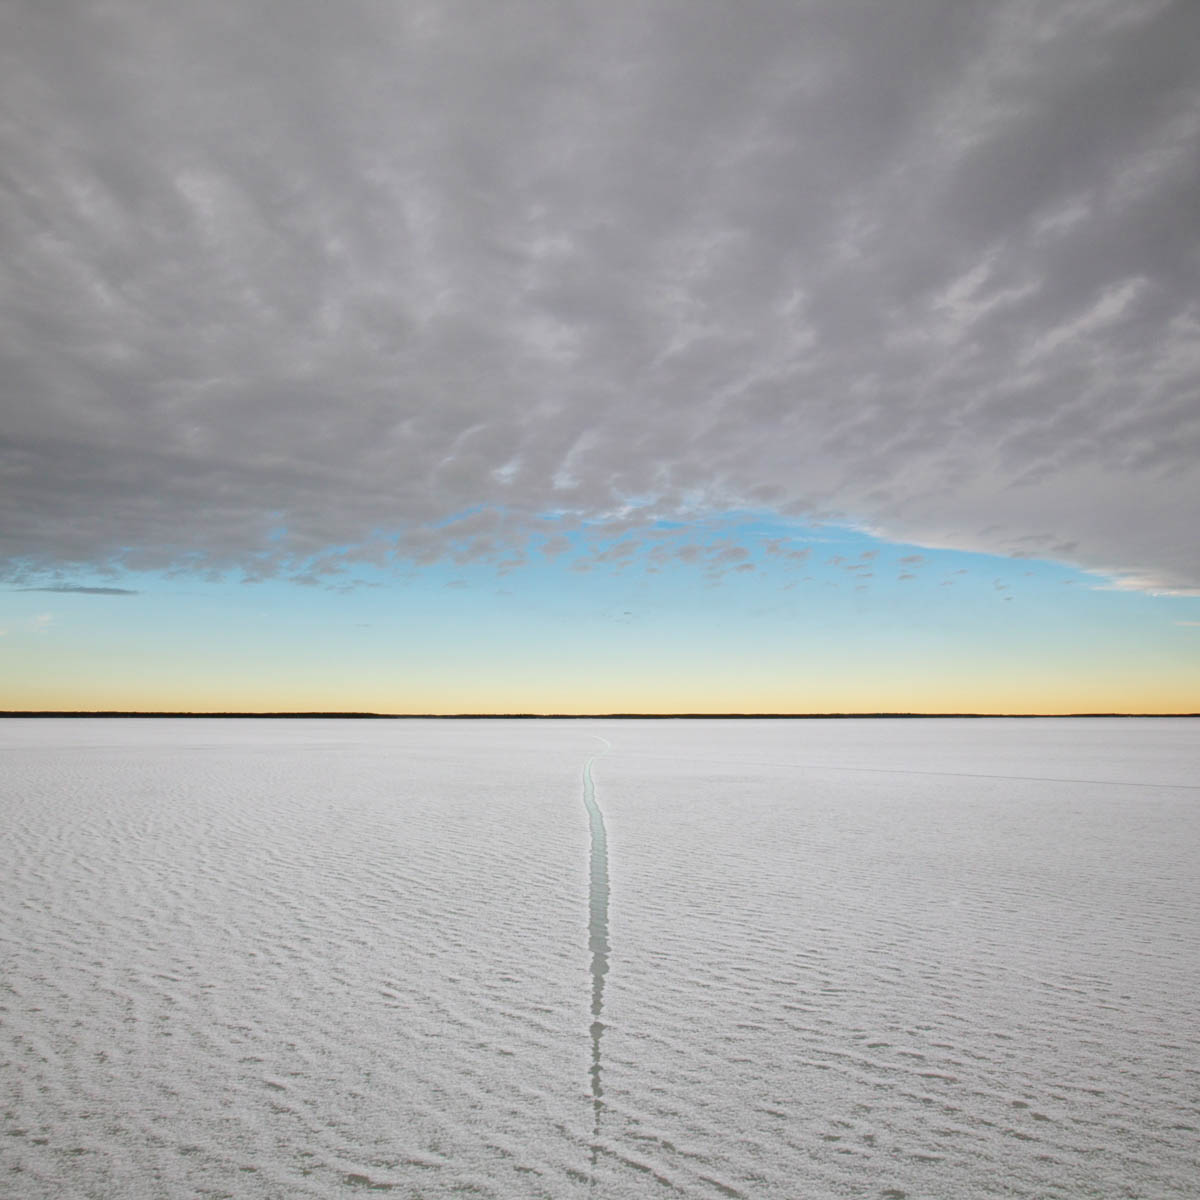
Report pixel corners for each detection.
[2,717,1197,1198]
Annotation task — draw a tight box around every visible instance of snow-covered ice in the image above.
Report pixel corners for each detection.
[2,717,1197,1198]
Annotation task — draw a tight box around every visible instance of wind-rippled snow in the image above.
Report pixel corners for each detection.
[2,718,1197,1198]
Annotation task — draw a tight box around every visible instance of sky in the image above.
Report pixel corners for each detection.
[2,0,1199,713]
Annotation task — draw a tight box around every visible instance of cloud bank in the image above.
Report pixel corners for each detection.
[3,0,1198,589]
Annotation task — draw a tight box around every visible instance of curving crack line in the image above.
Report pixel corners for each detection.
[582,734,611,1169]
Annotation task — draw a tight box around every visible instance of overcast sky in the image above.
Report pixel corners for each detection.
[3,0,1199,595]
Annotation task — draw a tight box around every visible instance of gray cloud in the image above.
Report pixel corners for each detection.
[17,585,138,595]
[2,0,1198,590]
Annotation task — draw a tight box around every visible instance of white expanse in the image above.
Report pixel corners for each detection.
[2,717,1197,1199]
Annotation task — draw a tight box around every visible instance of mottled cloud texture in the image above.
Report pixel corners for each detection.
[3,1,1198,589]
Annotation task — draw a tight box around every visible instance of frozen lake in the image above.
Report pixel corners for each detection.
[2,717,1198,1198]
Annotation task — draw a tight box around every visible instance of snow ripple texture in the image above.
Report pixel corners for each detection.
[2,717,1198,1199]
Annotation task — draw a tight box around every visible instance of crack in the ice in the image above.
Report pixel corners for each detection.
[582,735,611,1172]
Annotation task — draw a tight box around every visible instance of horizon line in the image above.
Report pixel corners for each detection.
[2,711,1197,720]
